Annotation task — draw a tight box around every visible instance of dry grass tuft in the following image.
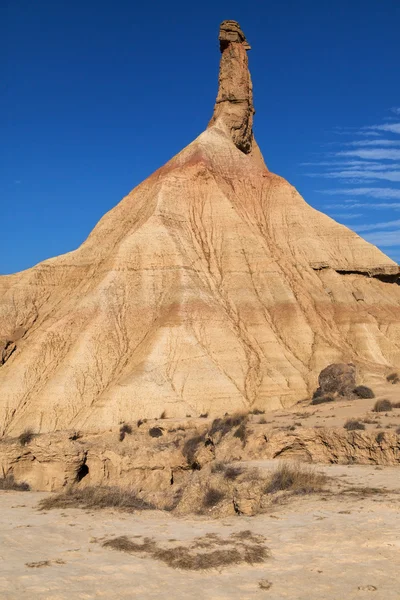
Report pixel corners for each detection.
[209,413,247,438]
[264,462,326,496]
[19,429,34,446]
[311,394,335,405]
[39,486,155,512]
[182,434,205,469]
[160,411,167,419]
[203,487,225,508]
[224,465,244,480]
[259,579,273,590]
[119,423,132,441]
[250,408,265,415]
[102,531,270,571]
[0,474,30,491]
[387,372,399,384]
[199,412,209,418]
[344,419,365,431]
[353,385,375,399]
[373,399,392,413]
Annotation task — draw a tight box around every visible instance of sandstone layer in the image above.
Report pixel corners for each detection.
[1,21,400,435]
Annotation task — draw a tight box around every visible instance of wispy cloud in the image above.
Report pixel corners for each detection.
[391,107,400,115]
[308,170,400,182]
[344,139,400,147]
[337,149,400,160]
[329,213,363,219]
[319,187,400,199]
[353,219,400,232]
[362,230,400,247]
[326,202,400,209]
[364,123,400,135]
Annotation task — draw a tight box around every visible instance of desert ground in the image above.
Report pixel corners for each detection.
[1,459,400,600]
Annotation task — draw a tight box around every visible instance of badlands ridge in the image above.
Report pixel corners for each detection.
[0,20,399,435]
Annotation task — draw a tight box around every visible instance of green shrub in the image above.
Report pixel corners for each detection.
[353,386,375,399]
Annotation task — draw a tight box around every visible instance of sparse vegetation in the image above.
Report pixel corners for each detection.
[203,487,225,508]
[363,418,379,424]
[137,419,147,428]
[233,422,247,445]
[209,413,247,438]
[18,429,34,446]
[182,434,205,469]
[373,399,392,412]
[199,412,208,418]
[311,394,335,405]
[223,465,244,480]
[0,474,30,491]
[39,486,155,512]
[376,432,385,443]
[344,419,366,431]
[264,462,326,496]
[353,385,375,399]
[259,580,273,590]
[391,401,400,408]
[160,411,167,419]
[102,531,270,570]
[387,372,399,384]
[250,409,265,415]
[148,427,163,438]
[119,423,132,441]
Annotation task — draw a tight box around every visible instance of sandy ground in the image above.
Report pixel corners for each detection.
[1,462,400,600]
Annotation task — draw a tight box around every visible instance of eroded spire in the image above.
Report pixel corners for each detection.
[208,20,265,167]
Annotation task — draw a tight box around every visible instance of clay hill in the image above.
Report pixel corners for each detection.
[1,20,399,435]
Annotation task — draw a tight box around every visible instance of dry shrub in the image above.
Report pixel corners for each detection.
[250,409,265,415]
[119,423,132,441]
[396,427,400,435]
[224,466,243,480]
[102,531,270,571]
[311,394,335,405]
[391,401,400,408]
[160,411,167,419]
[264,462,326,495]
[259,580,273,590]
[363,418,378,424]
[148,427,163,438]
[203,487,225,508]
[19,429,34,446]
[39,486,154,512]
[233,422,247,445]
[0,474,30,491]
[376,431,385,443]
[209,413,247,438]
[373,399,392,412]
[199,413,209,418]
[344,419,366,431]
[137,419,147,428]
[182,434,205,468]
[387,372,399,384]
[353,385,375,399]
[211,461,226,474]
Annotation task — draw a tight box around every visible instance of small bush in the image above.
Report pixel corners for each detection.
[311,394,335,405]
[373,399,392,412]
[344,419,365,431]
[264,463,326,495]
[199,413,208,418]
[353,385,375,399]
[391,401,400,409]
[387,372,399,384]
[119,423,132,441]
[39,486,154,512]
[211,461,226,474]
[203,487,225,508]
[258,417,267,424]
[182,435,205,468]
[160,411,167,419]
[223,466,243,480]
[209,413,247,438]
[19,429,34,446]
[148,427,163,438]
[233,422,247,445]
[250,409,265,415]
[137,419,147,428]
[376,432,385,443]
[0,475,30,491]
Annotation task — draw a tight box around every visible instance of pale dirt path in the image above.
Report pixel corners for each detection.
[1,463,400,600]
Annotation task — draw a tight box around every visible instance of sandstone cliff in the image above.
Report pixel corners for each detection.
[0,21,399,434]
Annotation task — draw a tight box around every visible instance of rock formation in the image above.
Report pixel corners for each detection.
[0,21,399,435]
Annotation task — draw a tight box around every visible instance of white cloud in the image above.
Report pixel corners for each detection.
[309,170,400,182]
[390,108,400,115]
[365,123,400,135]
[326,202,400,209]
[319,188,400,199]
[337,149,400,160]
[362,230,400,247]
[353,219,400,232]
[345,139,400,147]
[329,213,363,219]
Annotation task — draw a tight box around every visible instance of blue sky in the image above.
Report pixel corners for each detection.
[2,0,399,274]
